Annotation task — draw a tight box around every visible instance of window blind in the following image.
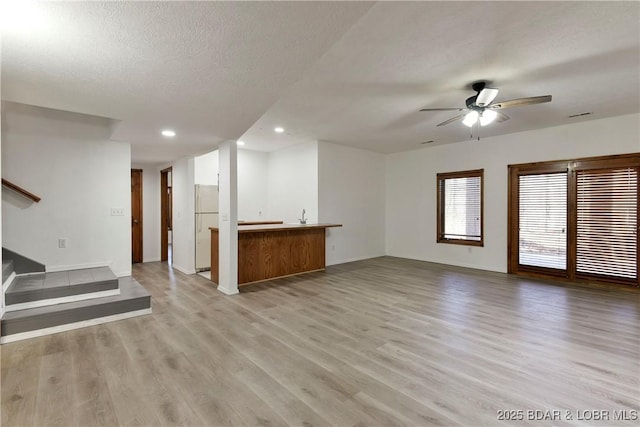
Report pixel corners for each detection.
[576,167,637,280]
[441,176,481,241]
[518,173,567,270]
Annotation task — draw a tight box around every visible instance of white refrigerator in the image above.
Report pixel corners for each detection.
[195,184,219,271]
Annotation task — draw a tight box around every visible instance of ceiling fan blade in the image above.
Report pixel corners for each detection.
[420,107,465,112]
[476,88,499,107]
[495,111,510,123]
[491,95,552,109]
[436,114,465,127]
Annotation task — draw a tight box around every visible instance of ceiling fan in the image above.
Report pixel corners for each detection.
[420,81,552,127]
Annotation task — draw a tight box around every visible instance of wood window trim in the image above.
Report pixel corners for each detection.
[437,169,484,247]
[508,152,640,287]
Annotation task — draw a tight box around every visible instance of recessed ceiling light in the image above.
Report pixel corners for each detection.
[161,129,176,137]
[0,1,47,34]
[237,140,245,146]
[274,127,284,133]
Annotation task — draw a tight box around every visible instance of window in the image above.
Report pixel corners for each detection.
[508,153,639,287]
[437,169,483,246]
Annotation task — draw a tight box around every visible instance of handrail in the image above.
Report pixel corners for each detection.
[1,179,41,203]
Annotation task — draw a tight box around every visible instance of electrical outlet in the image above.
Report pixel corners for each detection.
[58,238,67,249]
[111,208,125,216]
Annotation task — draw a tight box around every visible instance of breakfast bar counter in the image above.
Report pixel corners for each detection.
[209,223,342,286]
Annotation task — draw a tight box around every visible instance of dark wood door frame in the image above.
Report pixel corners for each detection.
[131,169,143,263]
[161,167,172,262]
[508,152,640,287]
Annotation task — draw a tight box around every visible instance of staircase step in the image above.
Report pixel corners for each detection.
[1,277,151,342]
[2,248,45,274]
[5,267,118,305]
[2,260,13,284]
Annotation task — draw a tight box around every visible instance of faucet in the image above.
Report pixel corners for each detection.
[299,209,307,224]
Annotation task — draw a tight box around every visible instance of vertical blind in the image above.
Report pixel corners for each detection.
[518,173,567,270]
[441,176,481,241]
[576,167,638,280]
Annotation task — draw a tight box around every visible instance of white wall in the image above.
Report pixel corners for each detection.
[132,164,161,262]
[318,141,386,265]
[171,157,196,274]
[194,150,219,185]
[267,142,318,223]
[1,103,132,276]
[238,149,269,221]
[386,113,640,273]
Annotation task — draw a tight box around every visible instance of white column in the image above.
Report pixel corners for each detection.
[0,59,4,317]
[217,141,239,295]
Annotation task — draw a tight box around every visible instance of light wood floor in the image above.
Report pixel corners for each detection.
[2,257,639,426]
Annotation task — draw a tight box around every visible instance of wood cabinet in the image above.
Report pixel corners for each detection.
[210,223,341,286]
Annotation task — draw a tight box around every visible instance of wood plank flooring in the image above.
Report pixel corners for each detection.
[1,256,639,426]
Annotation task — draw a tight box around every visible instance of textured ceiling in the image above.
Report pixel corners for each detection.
[1,1,374,163]
[2,1,639,162]
[240,1,640,152]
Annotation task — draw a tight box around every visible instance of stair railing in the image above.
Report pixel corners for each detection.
[1,179,41,203]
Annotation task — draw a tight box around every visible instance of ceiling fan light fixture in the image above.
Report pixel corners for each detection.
[462,110,479,127]
[476,88,499,107]
[480,109,497,126]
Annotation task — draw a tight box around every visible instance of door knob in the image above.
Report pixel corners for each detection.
[133,219,139,224]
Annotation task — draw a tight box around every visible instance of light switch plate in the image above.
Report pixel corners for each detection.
[111,208,125,216]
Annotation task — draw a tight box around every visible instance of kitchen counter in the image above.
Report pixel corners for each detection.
[237,221,283,226]
[210,223,341,233]
[209,222,342,286]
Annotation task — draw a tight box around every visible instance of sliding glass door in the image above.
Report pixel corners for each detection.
[576,167,637,282]
[518,173,567,273]
[509,153,639,286]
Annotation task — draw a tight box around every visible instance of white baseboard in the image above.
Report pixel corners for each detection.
[5,289,121,312]
[172,264,196,275]
[0,308,152,344]
[217,285,239,295]
[46,261,112,273]
[3,272,16,292]
[114,270,132,278]
[385,254,505,274]
[326,254,384,266]
[143,257,161,263]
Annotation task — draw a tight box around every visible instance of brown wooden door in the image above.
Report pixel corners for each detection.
[131,169,143,263]
[160,168,172,262]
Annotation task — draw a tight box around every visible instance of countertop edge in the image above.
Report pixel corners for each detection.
[209,223,342,233]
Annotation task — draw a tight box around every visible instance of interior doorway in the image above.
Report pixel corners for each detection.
[131,169,143,263]
[161,167,173,263]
